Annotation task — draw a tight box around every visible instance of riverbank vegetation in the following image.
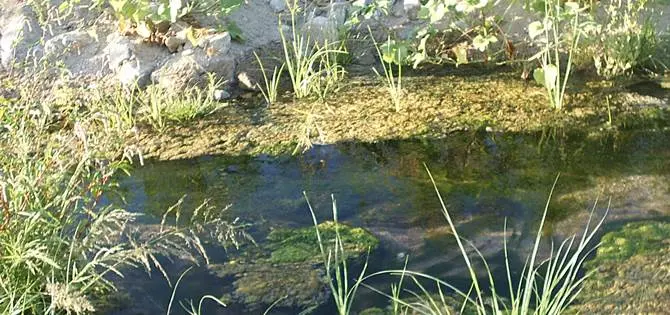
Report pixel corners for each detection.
[1,0,670,313]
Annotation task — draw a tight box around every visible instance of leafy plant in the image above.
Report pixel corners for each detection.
[109,0,244,41]
[589,0,659,78]
[528,1,590,110]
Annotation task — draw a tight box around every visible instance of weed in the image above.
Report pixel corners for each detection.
[305,193,369,315]
[369,27,404,112]
[278,0,347,99]
[360,170,605,314]
[529,1,589,110]
[254,52,285,105]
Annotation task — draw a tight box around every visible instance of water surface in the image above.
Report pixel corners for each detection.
[111,129,670,314]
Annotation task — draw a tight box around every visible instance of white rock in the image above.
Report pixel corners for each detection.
[403,0,421,20]
[44,30,95,56]
[327,2,350,26]
[236,71,259,91]
[302,16,338,45]
[213,89,231,101]
[104,33,170,88]
[0,6,43,70]
[164,35,186,53]
[269,0,287,13]
[152,48,236,91]
[105,34,134,71]
[204,32,231,56]
[117,60,154,88]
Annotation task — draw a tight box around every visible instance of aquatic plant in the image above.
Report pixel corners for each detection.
[306,193,372,315]
[570,221,670,314]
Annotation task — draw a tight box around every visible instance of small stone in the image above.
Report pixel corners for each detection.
[485,126,493,132]
[404,0,421,20]
[164,35,186,53]
[204,32,231,56]
[213,89,231,101]
[269,0,287,12]
[237,71,259,91]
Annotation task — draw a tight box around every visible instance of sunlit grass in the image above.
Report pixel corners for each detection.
[278,0,347,99]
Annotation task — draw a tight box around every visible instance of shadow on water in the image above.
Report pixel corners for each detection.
[107,128,670,314]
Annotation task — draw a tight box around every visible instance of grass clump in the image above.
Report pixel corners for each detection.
[349,170,606,315]
[278,0,347,99]
[0,96,242,313]
[140,74,227,132]
[369,27,404,112]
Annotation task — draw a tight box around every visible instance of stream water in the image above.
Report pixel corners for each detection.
[108,128,670,314]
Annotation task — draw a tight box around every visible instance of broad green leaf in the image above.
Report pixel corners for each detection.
[170,0,182,22]
[534,64,558,90]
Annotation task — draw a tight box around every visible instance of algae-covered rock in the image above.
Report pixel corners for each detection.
[569,221,670,314]
[266,221,380,264]
[208,221,379,312]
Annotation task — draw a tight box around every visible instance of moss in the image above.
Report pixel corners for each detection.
[569,221,670,314]
[586,221,670,268]
[266,221,380,264]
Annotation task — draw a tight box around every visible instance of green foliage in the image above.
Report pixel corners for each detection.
[0,104,230,314]
[360,173,605,315]
[370,28,404,112]
[139,74,226,132]
[254,52,285,105]
[589,0,659,78]
[109,0,244,41]
[528,0,590,110]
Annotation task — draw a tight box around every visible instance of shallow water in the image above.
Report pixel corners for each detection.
[109,129,670,314]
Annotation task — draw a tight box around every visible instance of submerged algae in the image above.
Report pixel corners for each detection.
[209,221,379,311]
[267,221,380,264]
